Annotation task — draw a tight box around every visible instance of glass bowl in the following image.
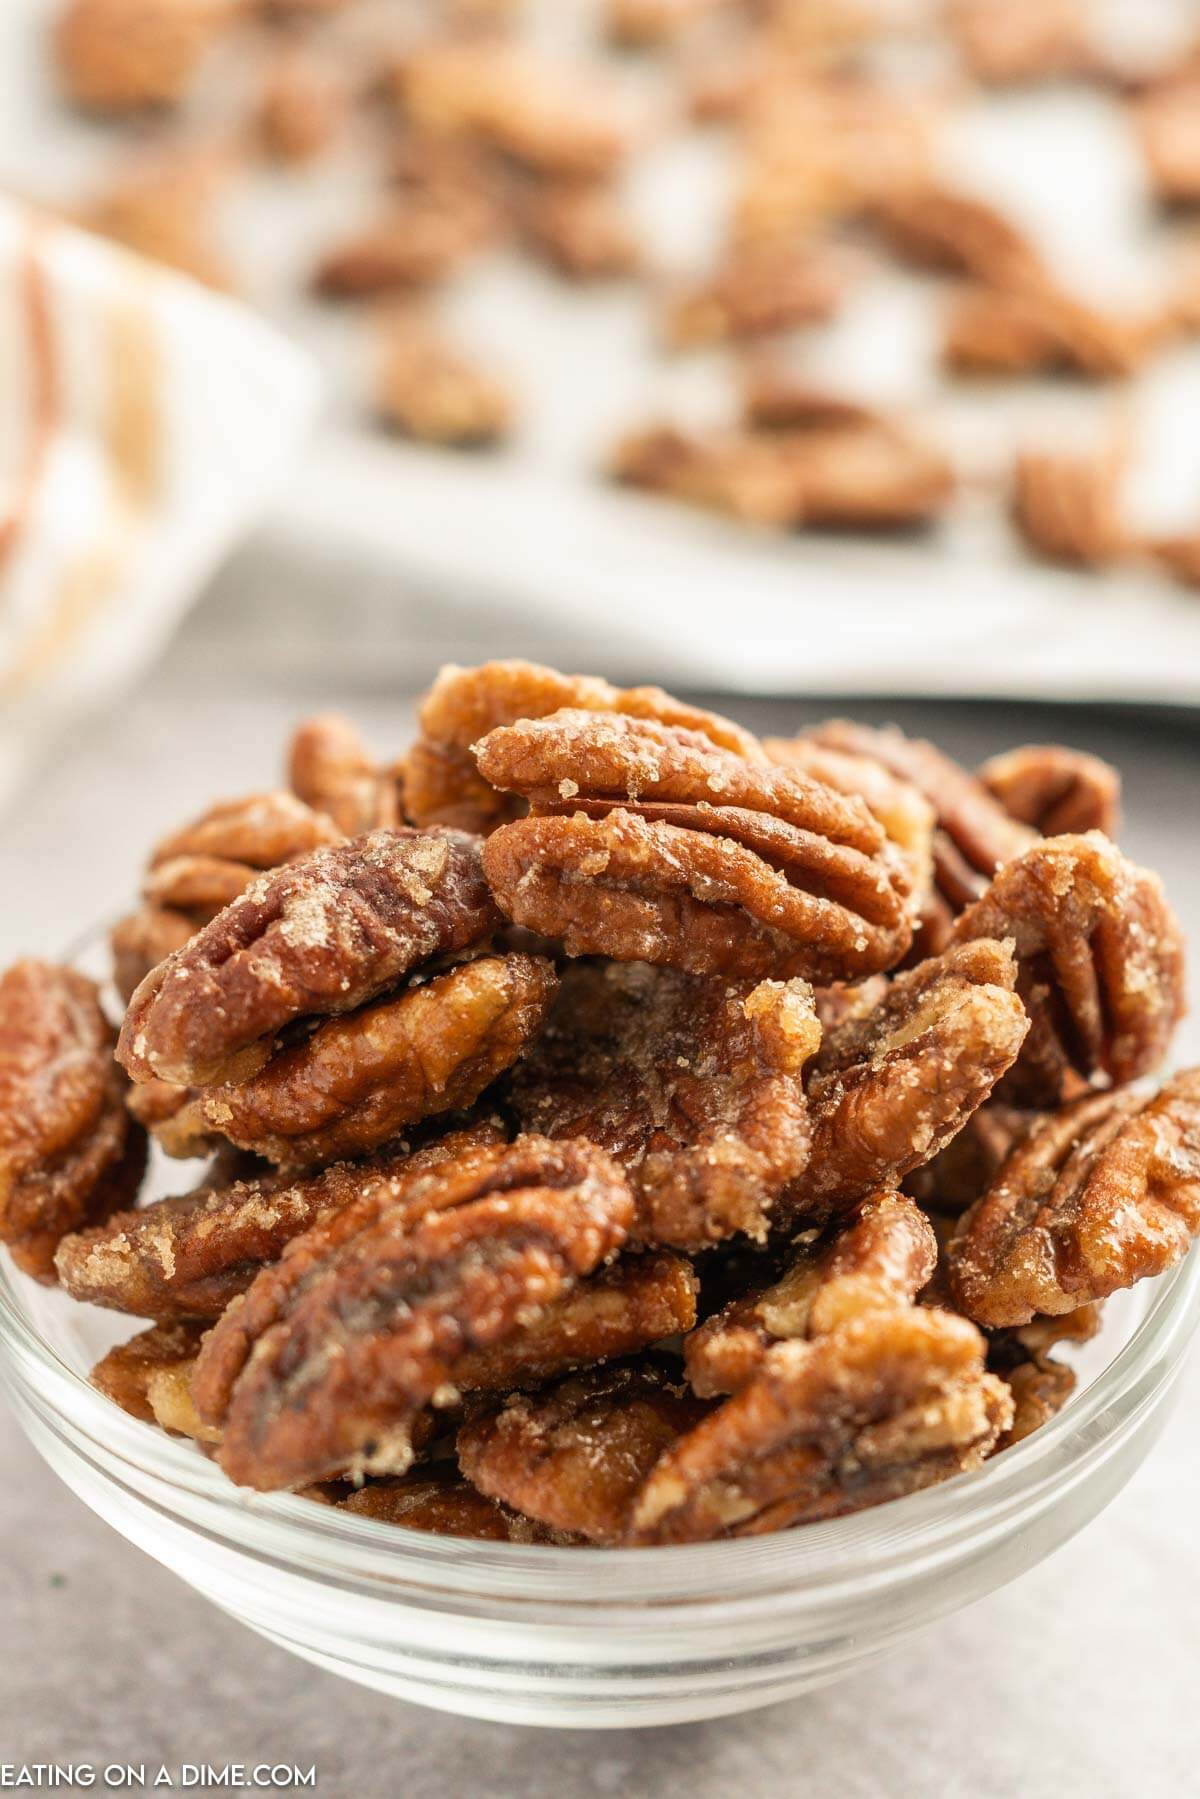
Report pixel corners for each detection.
[2,1234,1197,1729]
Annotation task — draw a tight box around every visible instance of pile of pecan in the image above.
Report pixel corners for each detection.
[41,0,1200,584]
[3,663,1197,1546]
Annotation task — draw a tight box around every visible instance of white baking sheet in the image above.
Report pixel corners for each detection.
[6,0,1200,701]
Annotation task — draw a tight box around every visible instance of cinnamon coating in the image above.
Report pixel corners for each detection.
[0,961,146,1282]
[508,959,820,1247]
[948,1073,1200,1325]
[478,710,914,982]
[118,828,498,1087]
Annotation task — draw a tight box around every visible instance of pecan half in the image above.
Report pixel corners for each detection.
[118,828,498,1087]
[685,1189,938,1396]
[943,283,1156,380]
[313,202,491,298]
[948,1073,1200,1324]
[91,1321,209,1426]
[604,0,718,46]
[287,715,406,838]
[194,1136,634,1489]
[478,710,914,981]
[870,183,1046,285]
[0,961,146,1282]
[1010,442,1130,569]
[112,792,343,1000]
[376,320,513,446]
[987,1303,1101,1448]
[54,0,233,112]
[405,658,763,835]
[978,745,1121,838]
[628,1307,1010,1543]
[258,53,347,165]
[802,939,1029,1211]
[183,952,557,1166]
[949,834,1186,1104]
[521,180,640,280]
[57,1123,506,1322]
[458,1362,710,1544]
[804,719,1036,949]
[662,242,855,348]
[508,959,820,1247]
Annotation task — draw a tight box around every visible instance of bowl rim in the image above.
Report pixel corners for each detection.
[3,1237,1198,1611]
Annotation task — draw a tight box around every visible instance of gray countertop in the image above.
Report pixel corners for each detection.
[3,636,1199,1796]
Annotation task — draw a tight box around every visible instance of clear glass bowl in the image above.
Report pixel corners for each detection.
[2,1239,1197,1729]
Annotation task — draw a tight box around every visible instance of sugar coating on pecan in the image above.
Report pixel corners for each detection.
[57,1123,506,1322]
[333,1465,574,1543]
[405,658,762,834]
[628,1306,1010,1543]
[91,1321,209,1425]
[508,959,819,1246]
[450,1249,698,1394]
[978,745,1122,838]
[685,1189,938,1397]
[804,720,1034,940]
[0,961,146,1282]
[186,952,557,1167]
[478,710,914,982]
[904,1101,1033,1215]
[118,828,498,1087]
[800,939,1029,1213]
[950,833,1186,1104]
[948,1072,1200,1325]
[287,714,406,838]
[458,1362,710,1544]
[195,1136,634,1489]
[111,792,344,1001]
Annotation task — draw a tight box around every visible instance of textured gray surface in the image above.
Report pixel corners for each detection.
[2,640,1199,1796]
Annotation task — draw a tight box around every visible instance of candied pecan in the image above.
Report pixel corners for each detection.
[987,1303,1101,1448]
[56,1123,505,1322]
[1010,442,1130,569]
[0,961,146,1282]
[194,1136,634,1489]
[287,714,406,837]
[946,0,1095,87]
[332,1465,572,1543]
[392,42,631,178]
[450,1249,698,1393]
[739,368,882,435]
[763,735,935,926]
[376,320,513,446]
[943,283,1157,380]
[904,1101,1032,1214]
[118,827,498,1087]
[111,908,196,1006]
[459,1363,710,1544]
[804,719,1035,944]
[520,181,640,280]
[508,960,820,1246]
[628,1306,1009,1542]
[949,834,1186,1104]
[477,710,914,981]
[184,952,557,1166]
[870,184,1047,286]
[662,243,856,348]
[685,1189,938,1396]
[978,745,1121,838]
[802,939,1028,1212]
[258,53,347,165]
[54,0,233,112]
[949,1073,1200,1325]
[611,424,812,526]
[1132,76,1200,207]
[91,1321,208,1425]
[405,658,763,835]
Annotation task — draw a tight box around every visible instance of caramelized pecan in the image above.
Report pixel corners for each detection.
[508,959,820,1246]
[287,715,406,837]
[948,1074,1200,1324]
[118,828,498,1087]
[871,183,1046,285]
[943,283,1157,380]
[662,242,856,348]
[1010,442,1130,568]
[54,0,233,112]
[478,710,914,981]
[521,180,640,280]
[978,744,1121,838]
[0,961,145,1282]
[91,1321,209,1426]
[376,320,513,446]
[332,1465,574,1543]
